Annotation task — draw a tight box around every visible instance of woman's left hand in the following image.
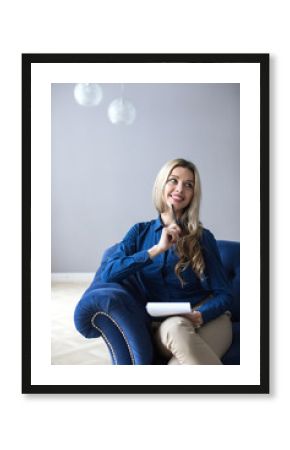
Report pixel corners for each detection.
[182,310,203,327]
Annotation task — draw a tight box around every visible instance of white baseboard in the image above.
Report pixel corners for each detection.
[51,273,95,283]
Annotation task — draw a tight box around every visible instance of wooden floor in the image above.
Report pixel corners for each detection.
[51,279,111,365]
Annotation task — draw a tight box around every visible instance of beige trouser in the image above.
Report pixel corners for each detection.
[153,313,232,365]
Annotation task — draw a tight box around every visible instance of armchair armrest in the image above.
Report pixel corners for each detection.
[74,282,154,365]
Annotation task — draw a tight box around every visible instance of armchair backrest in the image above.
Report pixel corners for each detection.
[217,240,240,321]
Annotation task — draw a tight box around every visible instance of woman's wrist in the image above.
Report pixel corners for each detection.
[148,245,163,259]
[191,310,203,326]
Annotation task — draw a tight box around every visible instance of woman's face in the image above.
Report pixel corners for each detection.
[163,166,195,213]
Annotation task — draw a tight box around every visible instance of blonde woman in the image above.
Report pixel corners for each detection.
[101,158,233,365]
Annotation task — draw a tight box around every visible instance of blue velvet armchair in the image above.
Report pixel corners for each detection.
[74,240,240,365]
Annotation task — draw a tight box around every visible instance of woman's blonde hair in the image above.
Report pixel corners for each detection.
[152,158,205,284]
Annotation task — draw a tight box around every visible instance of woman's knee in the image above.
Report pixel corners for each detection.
[160,315,192,333]
[158,316,194,346]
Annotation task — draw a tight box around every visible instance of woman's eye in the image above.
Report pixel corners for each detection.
[167,178,193,188]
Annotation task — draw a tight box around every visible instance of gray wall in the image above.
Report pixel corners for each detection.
[51,83,240,273]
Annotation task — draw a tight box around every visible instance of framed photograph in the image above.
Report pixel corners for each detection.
[22,53,269,394]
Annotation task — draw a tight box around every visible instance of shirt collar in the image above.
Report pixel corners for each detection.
[153,215,165,232]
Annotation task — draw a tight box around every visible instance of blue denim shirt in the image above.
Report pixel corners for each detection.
[100,217,233,324]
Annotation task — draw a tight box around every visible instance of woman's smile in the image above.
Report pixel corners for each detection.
[170,193,184,203]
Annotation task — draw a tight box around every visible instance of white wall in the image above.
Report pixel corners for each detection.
[52,83,239,272]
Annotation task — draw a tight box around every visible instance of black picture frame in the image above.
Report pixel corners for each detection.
[22,53,269,394]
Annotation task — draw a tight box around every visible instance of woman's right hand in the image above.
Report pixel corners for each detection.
[157,223,182,252]
[148,223,182,260]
